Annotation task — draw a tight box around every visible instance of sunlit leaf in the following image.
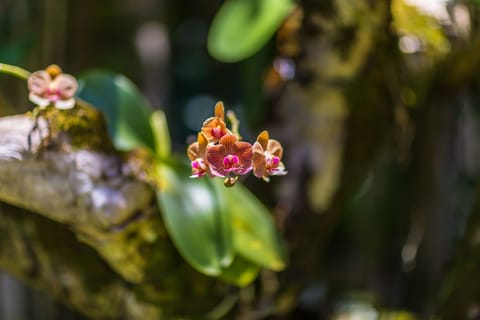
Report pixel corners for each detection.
[219,254,260,287]
[77,70,155,151]
[155,162,234,276]
[220,185,287,271]
[207,0,295,62]
[150,110,171,159]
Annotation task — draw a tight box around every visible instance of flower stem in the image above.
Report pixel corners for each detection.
[0,63,31,80]
[226,110,242,139]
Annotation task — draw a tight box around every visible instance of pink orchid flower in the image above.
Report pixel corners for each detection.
[186,101,287,186]
[206,134,252,178]
[27,65,78,110]
[252,130,287,182]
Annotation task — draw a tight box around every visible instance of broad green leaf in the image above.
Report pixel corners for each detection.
[219,255,260,287]
[207,0,295,62]
[155,162,234,276]
[77,70,155,151]
[150,110,171,159]
[220,185,287,271]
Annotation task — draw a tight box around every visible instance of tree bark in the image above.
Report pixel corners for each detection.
[0,108,228,319]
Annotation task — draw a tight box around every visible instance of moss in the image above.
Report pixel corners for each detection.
[81,214,162,283]
[30,102,115,152]
[0,202,127,319]
[122,147,158,186]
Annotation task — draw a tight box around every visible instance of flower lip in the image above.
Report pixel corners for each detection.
[272,156,280,166]
[190,158,208,178]
[212,126,224,140]
[223,154,240,170]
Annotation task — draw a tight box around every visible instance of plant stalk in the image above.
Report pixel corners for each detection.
[0,63,30,80]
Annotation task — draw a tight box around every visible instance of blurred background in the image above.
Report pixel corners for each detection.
[2,0,480,319]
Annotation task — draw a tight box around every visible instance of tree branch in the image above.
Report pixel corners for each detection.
[0,110,227,318]
[0,114,152,230]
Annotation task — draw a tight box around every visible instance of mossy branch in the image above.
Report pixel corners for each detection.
[0,107,228,319]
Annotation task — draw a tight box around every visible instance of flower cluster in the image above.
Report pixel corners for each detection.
[187,102,286,186]
[27,64,78,110]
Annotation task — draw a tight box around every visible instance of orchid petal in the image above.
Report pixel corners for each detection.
[190,172,206,178]
[28,71,51,96]
[214,101,225,120]
[219,134,238,154]
[252,142,266,178]
[28,93,50,108]
[267,139,283,158]
[54,98,76,110]
[198,132,208,155]
[274,161,287,174]
[234,166,252,175]
[188,132,209,160]
[54,74,78,99]
[210,166,228,178]
[256,130,269,150]
[207,144,227,177]
[235,141,253,168]
[252,141,265,156]
[187,142,200,160]
[201,116,217,130]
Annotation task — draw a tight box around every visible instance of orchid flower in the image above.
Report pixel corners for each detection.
[253,130,287,182]
[187,102,286,186]
[27,65,78,110]
[201,101,232,143]
[206,134,252,180]
[187,132,211,178]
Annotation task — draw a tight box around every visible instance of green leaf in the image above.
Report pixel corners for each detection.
[150,110,171,159]
[220,185,288,271]
[155,162,234,276]
[77,70,155,151]
[207,0,295,62]
[219,255,260,287]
